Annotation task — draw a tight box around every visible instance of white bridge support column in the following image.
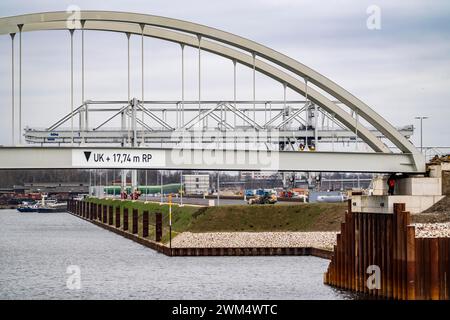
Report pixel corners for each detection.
[18,24,23,145]
[314,104,318,150]
[121,170,127,194]
[132,98,138,146]
[131,169,138,193]
[80,20,85,144]
[131,98,138,193]
[69,28,74,146]
[197,35,202,128]
[140,23,145,145]
[121,107,127,146]
[181,44,185,127]
[120,33,132,196]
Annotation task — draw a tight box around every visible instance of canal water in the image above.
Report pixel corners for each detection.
[0,210,354,300]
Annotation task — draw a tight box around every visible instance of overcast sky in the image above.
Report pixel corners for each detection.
[0,0,449,149]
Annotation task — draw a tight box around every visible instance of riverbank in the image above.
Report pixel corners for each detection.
[87,198,347,231]
[69,199,344,257]
[85,198,347,243]
[69,199,450,260]
[67,207,334,258]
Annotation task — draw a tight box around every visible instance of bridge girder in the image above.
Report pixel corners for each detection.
[0,147,420,173]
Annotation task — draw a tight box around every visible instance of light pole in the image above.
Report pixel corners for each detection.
[414,116,429,153]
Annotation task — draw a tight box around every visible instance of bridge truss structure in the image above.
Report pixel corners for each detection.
[0,11,425,176]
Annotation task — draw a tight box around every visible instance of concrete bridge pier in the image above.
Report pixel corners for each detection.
[352,161,449,214]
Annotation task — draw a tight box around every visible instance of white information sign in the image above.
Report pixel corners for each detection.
[72,149,166,168]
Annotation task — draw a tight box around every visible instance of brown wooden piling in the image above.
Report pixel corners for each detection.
[155,212,162,242]
[142,210,149,238]
[423,238,431,300]
[430,237,440,300]
[132,209,138,234]
[108,206,114,225]
[123,208,129,231]
[406,225,416,300]
[97,204,101,221]
[336,233,341,287]
[115,206,120,228]
[415,238,424,299]
[380,214,386,297]
[348,211,356,290]
[102,205,107,223]
[356,211,362,292]
[89,202,92,217]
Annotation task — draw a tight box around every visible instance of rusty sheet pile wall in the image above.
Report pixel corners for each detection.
[324,201,450,300]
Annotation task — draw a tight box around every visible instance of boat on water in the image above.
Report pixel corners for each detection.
[17,196,67,213]
[17,201,39,212]
[36,200,67,213]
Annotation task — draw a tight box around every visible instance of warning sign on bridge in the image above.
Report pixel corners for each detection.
[72,149,166,168]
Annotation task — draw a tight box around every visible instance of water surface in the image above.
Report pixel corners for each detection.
[0,210,353,300]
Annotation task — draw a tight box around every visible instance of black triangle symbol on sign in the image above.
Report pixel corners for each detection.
[84,151,92,162]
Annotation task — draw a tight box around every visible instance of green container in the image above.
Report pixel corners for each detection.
[104,183,181,195]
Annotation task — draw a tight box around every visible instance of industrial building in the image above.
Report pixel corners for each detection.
[183,174,210,195]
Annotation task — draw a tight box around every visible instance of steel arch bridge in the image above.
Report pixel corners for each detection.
[0,11,424,173]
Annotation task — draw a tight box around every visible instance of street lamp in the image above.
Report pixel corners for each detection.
[414,116,429,153]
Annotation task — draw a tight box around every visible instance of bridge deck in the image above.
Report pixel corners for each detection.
[0,147,423,173]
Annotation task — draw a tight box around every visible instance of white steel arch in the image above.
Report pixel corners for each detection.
[0,11,425,172]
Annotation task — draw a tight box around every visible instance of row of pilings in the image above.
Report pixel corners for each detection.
[324,201,450,300]
[67,199,334,258]
[68,199,163,242]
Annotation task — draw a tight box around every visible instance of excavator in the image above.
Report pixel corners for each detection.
[247,190,277,205]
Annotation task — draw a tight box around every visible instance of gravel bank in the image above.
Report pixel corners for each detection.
[413,222,450,238]
[171,224,450,249]
[171,231,338,250]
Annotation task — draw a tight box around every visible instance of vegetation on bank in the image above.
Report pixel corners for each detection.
[85,198,346,243]
[188,203,347,232]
